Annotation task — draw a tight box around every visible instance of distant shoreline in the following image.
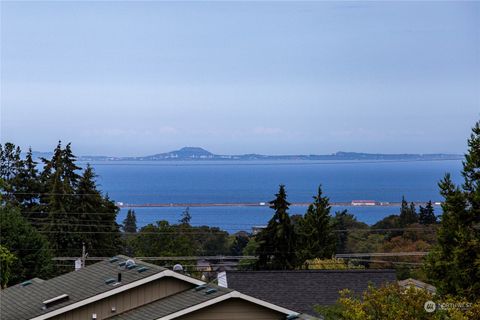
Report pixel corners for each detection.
[28,147,463,162]
[117,201,442,208]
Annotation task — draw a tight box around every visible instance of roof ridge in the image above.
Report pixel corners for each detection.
[115,255,166,271]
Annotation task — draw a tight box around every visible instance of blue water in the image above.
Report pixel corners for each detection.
[82,160,463,233]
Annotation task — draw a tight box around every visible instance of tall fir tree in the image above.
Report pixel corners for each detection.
[255,185,297,270]
[418,200,436,225]
[399,196,418,226]
[15,148,42,215]
[297,186,335,265]
[123,209,137,233]
[0,143,23,204]
[41,142,82,256]
[0,143,22,184]
[76,164,121,256]
[425,121,480,300]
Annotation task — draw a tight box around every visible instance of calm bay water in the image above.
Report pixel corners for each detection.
[83,160,463,233]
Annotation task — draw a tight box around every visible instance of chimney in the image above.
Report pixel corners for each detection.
[117,273,122,283]
[217,270,228,288]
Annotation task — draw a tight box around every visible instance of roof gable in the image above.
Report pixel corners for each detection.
[109,285,300,320]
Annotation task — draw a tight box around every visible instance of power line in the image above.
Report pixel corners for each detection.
[30,227,438,235]
[51,252,429,261]
[335,252,428,258]
[25,220,439,233]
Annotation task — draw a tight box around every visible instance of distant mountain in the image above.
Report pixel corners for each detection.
[28,147,463,162]
[144,147,215,160]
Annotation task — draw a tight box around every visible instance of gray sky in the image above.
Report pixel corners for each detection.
[1,1,479,156]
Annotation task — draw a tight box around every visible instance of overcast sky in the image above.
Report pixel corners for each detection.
[1,1,479,156]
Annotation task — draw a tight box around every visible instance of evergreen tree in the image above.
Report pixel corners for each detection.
[0,143,22,184]
[418,201,436,225]
[0,143,23,204]
[76,164,121,257]
[399,196,418,226]
[62,143,81,189]
[425,121,480,300]
[179,207,191,226]
[41,142,81,256]
[15,148,42,215]
[297,186,335,265]
[123,209,137,233]
[255,185,297,270]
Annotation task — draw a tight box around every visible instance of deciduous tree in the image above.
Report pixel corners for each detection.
[0,206,53,286]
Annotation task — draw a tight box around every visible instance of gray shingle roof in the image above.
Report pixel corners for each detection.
[110,285,232,320]
[226,269,397,314]
[0,256,166,320]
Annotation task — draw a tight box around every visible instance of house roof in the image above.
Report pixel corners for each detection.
[226,269,397,314]
[109,284,312,320]
[1,256,323,320]
[110,284,233,319]
[0,256,201,320]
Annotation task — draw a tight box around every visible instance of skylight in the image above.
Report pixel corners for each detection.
[42,294,69,309]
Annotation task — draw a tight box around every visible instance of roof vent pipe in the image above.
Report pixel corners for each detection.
[117,272,122,283]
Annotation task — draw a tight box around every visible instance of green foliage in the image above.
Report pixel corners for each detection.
[296,186,336,265]
[399,196,418,227]
[132,220,229,257]
[371,214,402,239]
[425,121,480,300]
[332,210,368,254]
[418,201,436,225]
[11,148,42,213]
[315,283,480,320]
[0,245,16,289]
[123,209,137,233]
[305,258,364,270]
[237,237,259,270]
[0,142,122,259]
[229,232,249,256]
[242,237,259,256]
[0,206,53,286]
[133,221,194,257]
[75,164,121,257]
[0,143,22,205]
[255,185,297,270]
[0,143,21,183]
[194,225,229,255]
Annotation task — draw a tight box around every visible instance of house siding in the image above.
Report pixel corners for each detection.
[50,277,193,320]
[177,298,286,320]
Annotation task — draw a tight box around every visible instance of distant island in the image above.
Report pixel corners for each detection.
[29,147,463,162]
